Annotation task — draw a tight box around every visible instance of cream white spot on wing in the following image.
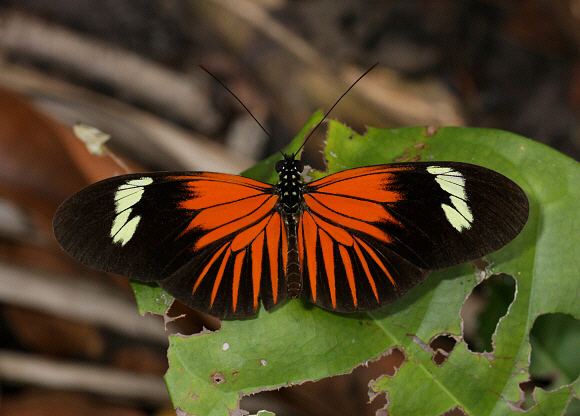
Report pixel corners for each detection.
[115,188,144,213]
[441,204,471,231]
[427,166,453,175]
[112,215,142,246]
[127,177,153,186]
[114,187,140,200]
[450,195,473,223]
[110,210,131,237]
[428,166,473,231]
[434,176,466,200]
[110,177,152,245]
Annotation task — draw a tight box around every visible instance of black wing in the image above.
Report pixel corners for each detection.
[53,172,287,318]
[299,162,528,312]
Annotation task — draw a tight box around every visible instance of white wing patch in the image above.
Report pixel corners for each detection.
[427,166,473,232]
[110,177,153,245]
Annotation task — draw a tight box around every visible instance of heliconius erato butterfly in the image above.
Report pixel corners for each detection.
[53,64,529,319]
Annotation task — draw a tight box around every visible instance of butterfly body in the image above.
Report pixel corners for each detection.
[275,155,306,297]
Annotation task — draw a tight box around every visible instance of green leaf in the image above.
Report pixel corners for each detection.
[252,411,276,416]
[163,120,579,415]
[131,281,173,316]
[530,313,580,388]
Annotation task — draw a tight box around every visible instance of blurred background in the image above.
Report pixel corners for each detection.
[0,1,578,415]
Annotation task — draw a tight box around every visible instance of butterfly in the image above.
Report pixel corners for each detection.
[53,66,529,319]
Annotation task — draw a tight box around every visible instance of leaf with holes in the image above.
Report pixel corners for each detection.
[161,119,579,415]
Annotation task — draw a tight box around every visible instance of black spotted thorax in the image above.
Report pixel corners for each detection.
[275,154,305,214]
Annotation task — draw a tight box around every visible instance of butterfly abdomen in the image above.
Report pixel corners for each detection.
[284,214,302,298]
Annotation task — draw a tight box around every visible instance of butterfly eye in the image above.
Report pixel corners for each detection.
[295,160,304,172]
[275,160,284,173]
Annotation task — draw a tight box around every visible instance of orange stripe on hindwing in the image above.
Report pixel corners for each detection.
[338,245,357,307]
[352,241,379,302]
[302,213,318,301]
[310,211,354,246]
[231,216,270,251]
[266,214,281,304]
[356,237,397,288]
[210,247,232,307]
[297,217,304,268]
[193,244,228,293]
[280,217,288,273]
[251,232,265,310]
[319,229,336,308]
[231,250,246,312]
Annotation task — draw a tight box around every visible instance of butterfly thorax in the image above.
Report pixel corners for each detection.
[275,156,305,214]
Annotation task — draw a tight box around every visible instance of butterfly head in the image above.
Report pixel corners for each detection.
[275,153,304,175]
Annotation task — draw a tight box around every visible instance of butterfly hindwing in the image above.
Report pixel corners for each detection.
[53,172,284,318]
[298,210,427,312]
[300,162,528,311]
[161,210,288,318]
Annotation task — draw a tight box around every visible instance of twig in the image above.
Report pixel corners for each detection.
[0,262,168,344]
[0,62,254,173]
[0,350,168,404]
[197,0,464,127]
[0,11,221,132]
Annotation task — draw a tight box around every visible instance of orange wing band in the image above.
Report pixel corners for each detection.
[251,232,265,310]
[356,237,397,288]
[302,213,318,302]
[319,229,336,309]
[266,214,281,305]
[192,243,228,293]
[231,250,246,312]
[210,247,232,307]
[352,241,379,302]
[338,245,357,307]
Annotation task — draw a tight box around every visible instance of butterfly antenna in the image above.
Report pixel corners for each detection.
[293,62,379,156]
[200,65,272,139]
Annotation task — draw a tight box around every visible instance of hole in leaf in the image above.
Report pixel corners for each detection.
[461,273,516,352]
[241,348,405,416]
[211,372,226,385]
[441,406,467,416]
[530,313,580,390]
[429,335,457,365]
[165,300,221,335]
[517,380,536,411]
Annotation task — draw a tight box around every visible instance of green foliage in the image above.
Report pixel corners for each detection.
[530,313,580,389]
[136,118,579,415]
[131,281,173,316]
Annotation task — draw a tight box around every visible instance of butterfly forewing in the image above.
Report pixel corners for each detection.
[300,162,528,312]
[53,172,285,318]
